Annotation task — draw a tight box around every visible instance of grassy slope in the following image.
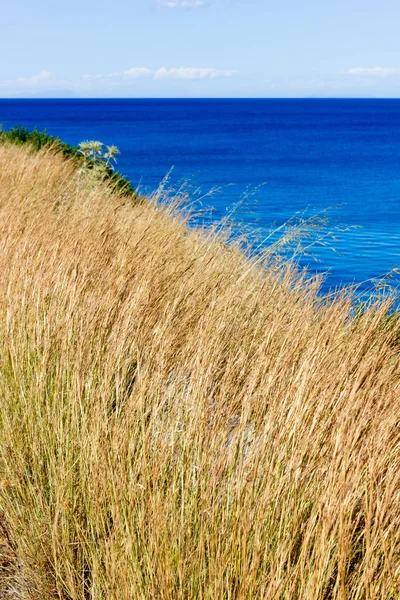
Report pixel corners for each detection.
[0,143,399,600]
[0,125,136,198]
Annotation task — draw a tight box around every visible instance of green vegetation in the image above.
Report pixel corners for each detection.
[0,125,136,197]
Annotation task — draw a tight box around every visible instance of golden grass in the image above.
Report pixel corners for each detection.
[0,143,399,599]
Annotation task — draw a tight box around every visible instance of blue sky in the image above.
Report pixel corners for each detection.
[1,0,400,97]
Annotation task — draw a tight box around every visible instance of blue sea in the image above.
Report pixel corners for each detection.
[1,98,400,298]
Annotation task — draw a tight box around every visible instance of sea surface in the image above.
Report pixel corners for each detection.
[1,98,400,298]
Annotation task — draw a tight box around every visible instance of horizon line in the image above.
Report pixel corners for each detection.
[1,96,400,100]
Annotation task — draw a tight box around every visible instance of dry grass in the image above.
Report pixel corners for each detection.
[0,142,399,600]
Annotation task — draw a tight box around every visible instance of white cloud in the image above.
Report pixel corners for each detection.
[0,65,239,97]
[14,71,56,86]
[0,71,83,97]
[83,73,105,80]
[347,67,396,77]
[154,67,238,79]
[123,67,153,78]
[159,0,205,7]
[87,67,238,81]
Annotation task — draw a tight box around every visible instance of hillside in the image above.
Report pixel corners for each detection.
[0,142,399,600]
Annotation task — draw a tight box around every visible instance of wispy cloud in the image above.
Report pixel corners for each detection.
[87,67,238,81]
[0,70,76,96]
[123,68,153,78]
[0,66,239,97]
[14,71,56,86]
[154,67,238,79]
[347,67,396,77]
[158,0,206,7]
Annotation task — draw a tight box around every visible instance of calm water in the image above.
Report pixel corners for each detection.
[1,98,400,296]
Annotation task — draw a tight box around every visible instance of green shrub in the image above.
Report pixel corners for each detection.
[0,125,136,197]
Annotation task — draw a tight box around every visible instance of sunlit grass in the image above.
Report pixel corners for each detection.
[0,142,399,599]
